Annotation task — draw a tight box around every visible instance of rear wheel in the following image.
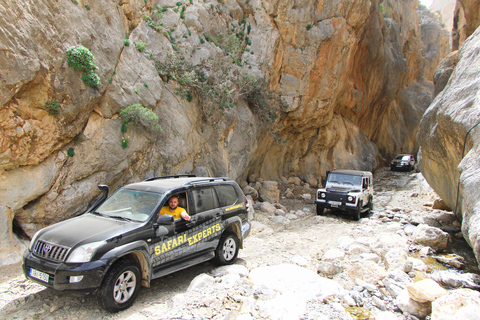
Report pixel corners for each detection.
[97,260,141,313]
[213,232,239,265]
[368,196,373,213]
[316,204,325,215]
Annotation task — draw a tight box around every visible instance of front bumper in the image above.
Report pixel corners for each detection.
[22,250,109,293]
[316,199,357,212]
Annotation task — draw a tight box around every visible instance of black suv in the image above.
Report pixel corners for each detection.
[22,175,250,312]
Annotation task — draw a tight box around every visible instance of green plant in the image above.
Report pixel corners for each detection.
[200,38,205,44]
[144,5,165,31]
[189,0,193,4]
[66,45,99,87]
[144,82,149,87]
[124,38,130,46]
[136,40,147,52]
[72,0,78,4]
[176,1,182,5]
[121,122,127,133]
[82,71,100,87]
[108,77,113,84]
[67,147,75,157]
[134,88,139,94]
[43,100,61,116]
[156,53,282,124]
[273,14,277,18]
[188,29,191,36]
[119,104,163,134]
[121,137,128,149]
[84,4,90,10]
[380,4,386,15]
[180,6,186,19]
[173,7,179,12]
[306,24,312,30]
[66,45,97,72]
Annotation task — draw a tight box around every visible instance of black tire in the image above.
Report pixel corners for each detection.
[316,203,325,215]
[213,232,239,265]
[353,201,362,221]
[368,196,373,213]
[97,260,141,313]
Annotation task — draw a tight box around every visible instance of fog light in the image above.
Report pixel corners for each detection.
[69,275,84,283]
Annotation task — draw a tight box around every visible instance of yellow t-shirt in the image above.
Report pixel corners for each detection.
[160,206,186,220]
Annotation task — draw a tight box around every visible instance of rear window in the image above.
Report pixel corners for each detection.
[192,187,219,213]
[215,185,238,207]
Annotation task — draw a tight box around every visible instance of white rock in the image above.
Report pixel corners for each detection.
[322,248,345,261]
[431,288,480,320]
[248,264,346,319]
[395,289,432,319]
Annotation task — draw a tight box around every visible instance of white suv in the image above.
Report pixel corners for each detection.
[315,170,373,220]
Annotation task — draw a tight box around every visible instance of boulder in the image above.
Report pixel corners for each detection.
[395,289,432,319]
[431,288,480,320]
[259,181,279,203]
[413,224,449,251]
[347,261,387,285]
[406,278,448,303]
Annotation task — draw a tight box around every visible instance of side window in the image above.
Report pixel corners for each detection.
[215,185,238,207]
[192,187,218,214]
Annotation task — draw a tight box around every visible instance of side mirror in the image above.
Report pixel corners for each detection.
[157,215,174,225]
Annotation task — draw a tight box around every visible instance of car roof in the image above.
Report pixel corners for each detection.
[331,169,372,177]
[394,154,413,157]
[122,176,234,194]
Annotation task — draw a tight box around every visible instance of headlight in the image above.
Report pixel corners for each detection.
[348,196,353,202]
[66,241,106,263]
[321,193,326,198]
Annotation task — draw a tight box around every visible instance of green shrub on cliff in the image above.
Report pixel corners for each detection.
[66,45,99,87]
[119,104,162,134]
[43,100,61,116]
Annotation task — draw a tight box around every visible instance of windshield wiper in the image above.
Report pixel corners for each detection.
[92,211,108,217]
[110,215,133,222]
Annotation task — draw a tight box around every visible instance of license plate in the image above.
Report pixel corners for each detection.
[329,201,341,207]
[30,268,49,283]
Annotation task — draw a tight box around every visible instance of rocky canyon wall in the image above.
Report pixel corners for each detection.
[418,26,480,265]
[0,0,448,264]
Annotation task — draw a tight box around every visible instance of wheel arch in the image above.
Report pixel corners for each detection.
[222,217,243,249]
[100,241,152,288]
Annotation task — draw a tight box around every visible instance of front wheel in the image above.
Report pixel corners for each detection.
[213,232,239,265]
[353,201,362,221]
[316,203,325,215]
[97,260,141,313]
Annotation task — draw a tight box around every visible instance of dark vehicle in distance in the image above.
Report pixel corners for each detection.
[390,154,415,171]
[22,175,250,312]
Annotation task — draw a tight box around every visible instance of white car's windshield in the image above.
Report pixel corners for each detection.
[94,189,163,222]
[326,173,362,186]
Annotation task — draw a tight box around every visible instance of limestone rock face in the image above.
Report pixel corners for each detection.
[452,0,480,50]
[417,27,480,265]
[0,0,449,263]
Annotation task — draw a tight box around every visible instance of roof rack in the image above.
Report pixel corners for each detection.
[144,174,197,182]
[182,177,233,186]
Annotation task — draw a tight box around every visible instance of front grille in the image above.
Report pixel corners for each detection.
[32,240,70,263]
[325,190,347,202]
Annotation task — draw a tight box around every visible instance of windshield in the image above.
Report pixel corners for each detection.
[326,173,362,186]
[94,189,163,222]
[394,155,410,161]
